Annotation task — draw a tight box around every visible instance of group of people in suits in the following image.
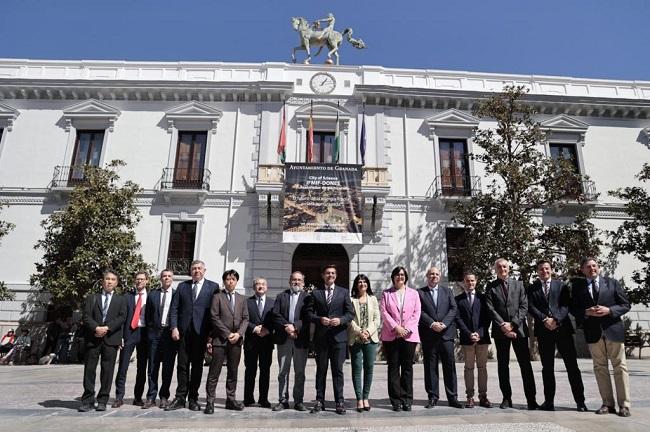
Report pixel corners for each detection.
[78,256,632,418]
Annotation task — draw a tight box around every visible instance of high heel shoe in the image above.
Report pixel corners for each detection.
[356,401,364,412]
[363,400,371,411]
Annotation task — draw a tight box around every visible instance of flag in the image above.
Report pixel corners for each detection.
[276,102,286,163]
[333,103,340,163]
[360,111,366,166]
[307,100,314,163]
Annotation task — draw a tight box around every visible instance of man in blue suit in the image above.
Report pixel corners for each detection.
[166,260,220,411]
[142,269,177,409]
[418,266,463,409]
[528,260,586,412]
[571,257,631,418]
[113,271,150,408]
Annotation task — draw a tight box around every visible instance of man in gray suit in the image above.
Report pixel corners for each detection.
[204,269,249,414]
[485,258,538,410]
[571,257,631,417]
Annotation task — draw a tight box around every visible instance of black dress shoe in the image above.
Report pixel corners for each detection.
[259,400,272,408]
[618,407,631,417]
[78,403,93,412]
[448,400,464,409]
[500,398,513,409]
[204,402,214,414]
[402,403,412,411]
[479,397,492,408]
[576,403,588,412]
[95,403,107,411]
[527,402,540,411]
[159,398,169,409]
[165,397,186,411]
[310,401,324,413]
[335,403,346,415]
[243,399,255,407]
[225,400,244,411]
[188,399,201,411]
[595,405,616,415]
[294,402,306,411]
[273,401,289,411]
[392,404,402,412]
[425,399,437,409]
[540,401,555,411]
[133,398,144,407]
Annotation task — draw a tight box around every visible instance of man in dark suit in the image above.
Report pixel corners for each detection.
[309,264,354,415]
[78,269,127,412]
[166,260,220,411]
[571,257,631,417]
[455,271,492,408]
[528,260,586,412]
[485,258,538,410]
[113,271,150,408]
[243,277,275,408]
[271,271,312,412]
[204,269,249,413]
[143,269,178,409]
[418,266,462,409]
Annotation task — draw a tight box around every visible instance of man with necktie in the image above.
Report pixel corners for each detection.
[271,271,313,412]
[143,269,178,409]
[485,258,538,410]
[204,269,249,413]
[78,269,127,412]
[113,271,150,408]
[571,257,631,417]
[166,260,220,411]
[455,271,492,408]
[243,277,275,408]
[418,266,463,409]
[528,260,586,412]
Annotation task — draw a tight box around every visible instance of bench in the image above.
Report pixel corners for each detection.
[624,332,650,359]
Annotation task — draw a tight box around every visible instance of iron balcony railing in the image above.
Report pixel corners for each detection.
[51,165,91,188]
[430,175,482,198]
[160,167,211,191]
[166,257,192,276]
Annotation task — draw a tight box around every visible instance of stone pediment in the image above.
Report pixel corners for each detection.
[165,100,223,120]
[541,114,589,132]
[295,101,351,122]
[0,102,19,131]
[426,109,480,130]
[62,99,120,131]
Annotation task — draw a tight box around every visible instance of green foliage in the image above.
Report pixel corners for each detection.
[0,202,16,301]
[452,86,600,287]
[30,160,155,309]
[609,164,650,305]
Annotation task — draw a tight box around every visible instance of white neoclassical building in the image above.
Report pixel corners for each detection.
[0,58,649,327]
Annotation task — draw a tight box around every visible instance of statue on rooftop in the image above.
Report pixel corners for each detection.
[290,14,366,65]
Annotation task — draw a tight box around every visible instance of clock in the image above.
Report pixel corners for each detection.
[310,72,336,95]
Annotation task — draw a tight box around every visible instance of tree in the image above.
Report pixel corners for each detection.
[609,164,650,305]
[0,202,16,301]
[452,86,600,286]
[30,160,155,309]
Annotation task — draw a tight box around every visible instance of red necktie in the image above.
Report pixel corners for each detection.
[130,293,143,330]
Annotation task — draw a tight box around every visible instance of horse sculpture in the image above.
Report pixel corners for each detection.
[291,16,366,65]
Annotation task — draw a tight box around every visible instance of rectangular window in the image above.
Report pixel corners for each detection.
[311,131,335,163]
[439,139,470,196]
[550,143,581,197]
[446,227,468,282]
[69,130,105,183]
[174,131,207,188]
[166,221,197,275]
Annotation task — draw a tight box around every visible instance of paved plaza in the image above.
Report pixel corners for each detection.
[0,357,648,432]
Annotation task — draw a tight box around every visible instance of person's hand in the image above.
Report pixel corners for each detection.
[470,332,480,343]
[284,324,296,334]
[501,322,513,332]
[395,325,408,338]
[228,333,240,344]
[543,318,558,331]
[254,325,263,335]
[259,327,270,337]
[505,331,517,339]
[320,317,331,326]
[330,317,341,327]
[171,328,180,341]
[206,341,213,354]
[592,305,611,317]
[431,322,445,333]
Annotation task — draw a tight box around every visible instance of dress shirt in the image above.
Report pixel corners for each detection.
[289,291,300,323]
[192,278,205,300]
[135,289,148,327]
[101,290,113,322]
[160,287,172,327]
[428,284,439,306]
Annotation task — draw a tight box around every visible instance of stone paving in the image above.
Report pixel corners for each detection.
[0,358,648,432]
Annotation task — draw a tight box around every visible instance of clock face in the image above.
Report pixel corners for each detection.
[310,72,336,95]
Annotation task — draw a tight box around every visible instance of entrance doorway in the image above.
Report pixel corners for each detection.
[291,244,349,289]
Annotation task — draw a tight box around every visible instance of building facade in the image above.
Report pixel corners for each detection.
[0,59,649,326]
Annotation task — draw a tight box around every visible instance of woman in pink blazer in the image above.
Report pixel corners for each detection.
[379,266,421,412]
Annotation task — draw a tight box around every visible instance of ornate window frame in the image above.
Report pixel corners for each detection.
[157,212,205,279]
[540,114,589,175]
[294,101,350,163]
[0,102,19,161]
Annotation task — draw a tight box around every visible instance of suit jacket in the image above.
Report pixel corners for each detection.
[170,279,220,336]
[272,289,312,348]
[570,276,630,344]
[245,295,275,350]
[145,287,175,338]
[418,285,457,344]
[309,285,355,345]
[122,290,148,344]
[528,279,573,338]
[485,278,529,339]
[210,290,249,347]
[379,286,421,343]
[82,291,127,346]
[348,295,380,345]
[455,291,491,345]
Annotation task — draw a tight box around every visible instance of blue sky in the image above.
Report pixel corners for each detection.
[1,0,647,81]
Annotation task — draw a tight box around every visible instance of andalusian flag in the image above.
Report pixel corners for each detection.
[333,104,340,163]
[307,101,314,163]
[276,102,287,163]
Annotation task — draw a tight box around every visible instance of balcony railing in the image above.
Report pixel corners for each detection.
[160,167,211,190]
[256,164,390,188]
[561,179,598,202]
[51,165,91,188]
[430,175,481,198]
[166,257,191,276]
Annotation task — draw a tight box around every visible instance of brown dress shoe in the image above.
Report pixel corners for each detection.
[595,405,616,415]
[479,397,492,408]
[142,399,156,409]
[111,399,124,408]
[466,397,475,408]
[618,407,631,417]
[158,398,168,409]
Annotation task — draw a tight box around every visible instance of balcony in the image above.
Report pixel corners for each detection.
[166,257,192,276]
[429,175,481,198]
[158,167,211,204]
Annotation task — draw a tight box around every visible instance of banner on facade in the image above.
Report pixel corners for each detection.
[283,163,363,244]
